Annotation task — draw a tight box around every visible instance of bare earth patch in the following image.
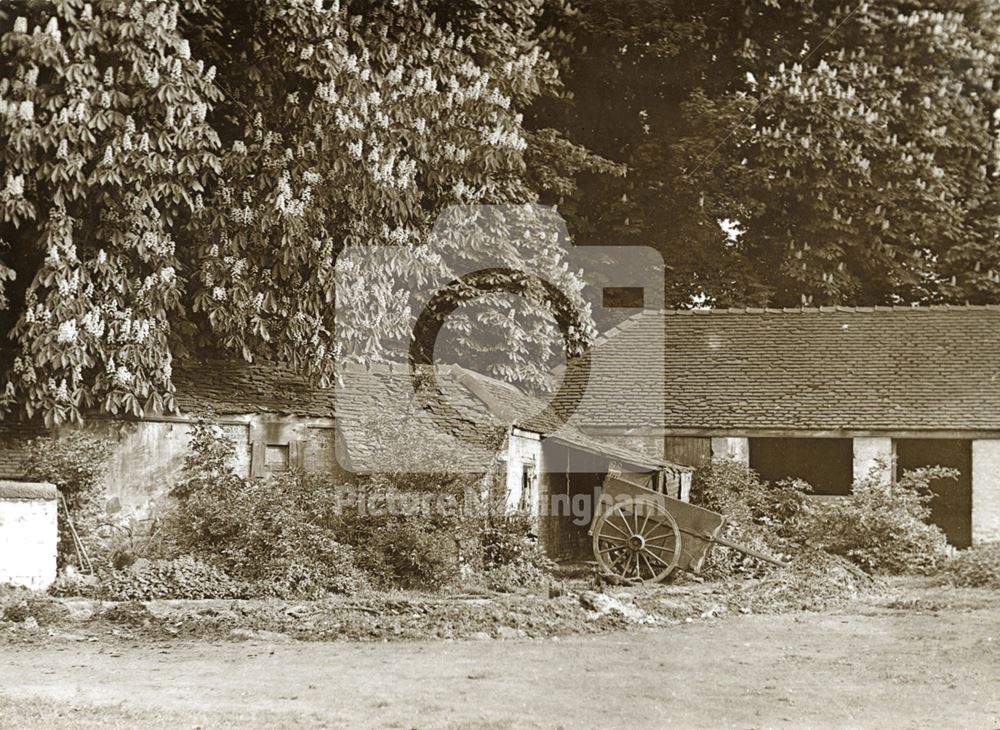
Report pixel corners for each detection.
[0,578,997,728]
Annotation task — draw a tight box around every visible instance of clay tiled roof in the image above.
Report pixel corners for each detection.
[172,359,336,418]
[449,367,687,473]
[169,359,678,473]
[332,364,680,473]
[557,306,1000,432]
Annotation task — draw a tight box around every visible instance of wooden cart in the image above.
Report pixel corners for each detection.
[589,471,786,583]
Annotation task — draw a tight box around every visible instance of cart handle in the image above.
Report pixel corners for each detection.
[711,536,789,568]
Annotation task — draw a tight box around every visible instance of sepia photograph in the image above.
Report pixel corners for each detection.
[0,0,997,727]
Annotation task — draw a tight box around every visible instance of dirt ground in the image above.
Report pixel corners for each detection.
[1,586,998,729]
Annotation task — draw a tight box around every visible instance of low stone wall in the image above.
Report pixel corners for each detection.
[0,480,57,590]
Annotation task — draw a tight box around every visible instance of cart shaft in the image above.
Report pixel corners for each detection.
[712,536,788,568]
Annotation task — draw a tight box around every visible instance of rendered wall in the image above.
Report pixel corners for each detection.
[972,439,1000,544]
[711,436,750,465]
[92,420,252,512]
[505,429,542,515]
[852,437,894,484]
[0,481,57,590]
[95,419,339,512]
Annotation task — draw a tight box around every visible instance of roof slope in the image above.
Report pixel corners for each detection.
[169,359,677,473]
[557,306,1000,432]
[173,359,336,418]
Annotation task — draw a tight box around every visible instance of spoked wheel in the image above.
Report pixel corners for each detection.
[592,497,681,582]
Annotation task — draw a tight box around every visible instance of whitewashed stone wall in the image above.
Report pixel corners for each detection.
[711,436,749,465]
[972,440,1000,544]
[504,429,542,514]
[852,437,894,484]
[94,420,251,512]
[0,481,57,590]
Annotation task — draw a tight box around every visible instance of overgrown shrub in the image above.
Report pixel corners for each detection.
[99,514,171,571]
[101,557,250,601]
[942,542,1000,588]
[109,417,553,598]
[691,460,807,578]
[22,430,114,568]
[793,466,955,575]
[341,513,462,590]
[480,513,554,592]
[691,459,810,533]
[163,422,368,597]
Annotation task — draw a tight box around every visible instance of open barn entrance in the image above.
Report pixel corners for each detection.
[536,441,674,562]
[538,444,605,561]
[894,439,972,548]
[748,437,854,495]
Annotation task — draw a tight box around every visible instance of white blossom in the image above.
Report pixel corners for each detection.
[4,174,24,197]
[57,319,78,344]
[113,366,132,386]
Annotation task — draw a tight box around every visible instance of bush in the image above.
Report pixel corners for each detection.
[341,513,461,590]
[164,423,368,597]
[691,460,807,578]
[793,465,955,575]
[115,417,550,597]
[22,430,114,569]
[691,459,809,534]
[479,513,554,592]
[101,557,250,601]
[942,543,1000,588]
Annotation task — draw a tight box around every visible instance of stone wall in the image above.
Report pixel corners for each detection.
[711,436,749,465]
[0,417,341,515]
[504,429,542,515]
[92,420,251,512]
[972,439,1000,544]
[852,437,894,484]
[0,481,57,590]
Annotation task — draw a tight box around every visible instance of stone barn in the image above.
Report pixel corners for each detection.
[0,360,689,561]
[561,305,1000,547]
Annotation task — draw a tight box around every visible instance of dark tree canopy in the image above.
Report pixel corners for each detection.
[542,0,1000,307]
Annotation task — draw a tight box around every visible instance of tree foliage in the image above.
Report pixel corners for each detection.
[0,0,605,423]
[546,0,1000,307]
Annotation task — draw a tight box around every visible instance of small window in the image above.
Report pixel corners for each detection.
[265,444,290,472]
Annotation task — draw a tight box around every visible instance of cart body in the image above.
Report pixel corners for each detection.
[591,473,729,575]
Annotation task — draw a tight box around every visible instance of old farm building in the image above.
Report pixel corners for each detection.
[3,305,998,560]
[562,305,1000,547]
[0,360,689,561]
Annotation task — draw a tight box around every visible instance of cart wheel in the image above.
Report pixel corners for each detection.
[592,497,681,582]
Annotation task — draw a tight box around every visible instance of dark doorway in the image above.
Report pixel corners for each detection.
[894,439,972,548]
[749,438,854,495]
